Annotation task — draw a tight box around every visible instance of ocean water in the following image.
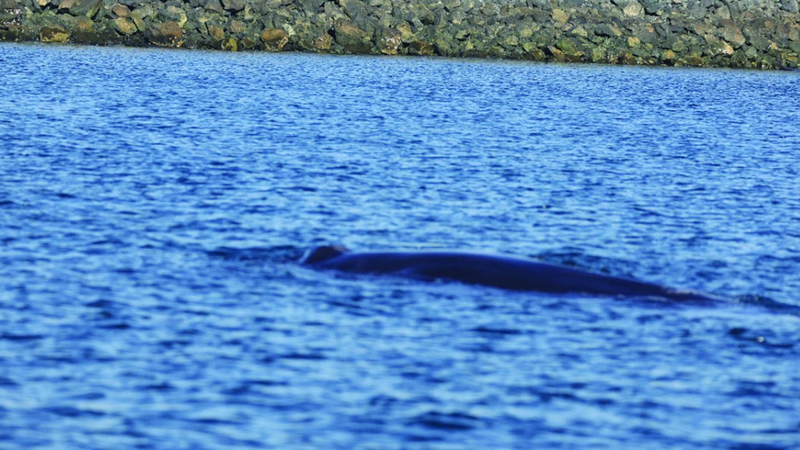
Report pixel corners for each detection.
[1,42,799,449]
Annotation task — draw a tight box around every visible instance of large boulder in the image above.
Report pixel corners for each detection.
[261,27,288,51]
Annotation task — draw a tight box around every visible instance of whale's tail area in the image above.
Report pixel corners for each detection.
[300,245,350,265]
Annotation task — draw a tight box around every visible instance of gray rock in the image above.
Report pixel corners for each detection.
[595,22,623,37]
[641,0,662,14]
[204,0,224,15]
[221,0,245,13]
[297,0,325,13]
[341,0,370,20]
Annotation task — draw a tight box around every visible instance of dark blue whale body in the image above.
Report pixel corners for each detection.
[300,245,721,302]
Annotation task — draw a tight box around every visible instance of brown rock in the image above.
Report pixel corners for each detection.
[720,20,746,48]
[314,32,331,51]
[261,28,288,51]
[207,24,225,41]
[546,45,565,62]
[147,21,184,47]
[683,54,705,66]
[334,20,369,53]
[230,20,245,34]
[111,4,130,18]
[75,18,93,33]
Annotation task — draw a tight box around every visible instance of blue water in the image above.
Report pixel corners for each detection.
[1,42,800,449]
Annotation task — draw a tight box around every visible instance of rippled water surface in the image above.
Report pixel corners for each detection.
[1,43,800,449]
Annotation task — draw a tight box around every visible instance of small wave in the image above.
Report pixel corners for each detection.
[733,294,800,315]
[206,245,303,263]
[0,333,44,342]
[408,411,485,431]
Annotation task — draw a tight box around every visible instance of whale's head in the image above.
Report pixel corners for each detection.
[299,245,350,265]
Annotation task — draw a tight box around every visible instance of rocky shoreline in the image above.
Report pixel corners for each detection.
[1,0,799,69]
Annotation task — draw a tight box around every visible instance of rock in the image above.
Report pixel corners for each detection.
[333,19,369,53]
[641,0,661,15]
[230,20,245,34]
[40,25,70,43]
[781,0,798,13]
[596,23,622,37]
[71,17,108,44]
[261,28,288,51]
[590,47,605,62]
[58,0,103,19]
[623,1,645,17]
[378,27,401,54]
[111,4,130,18]
[551,9,569,24]
[221,0,245,13]
[546,45,565,62]
[159,5,187,28]
[341,0,369,21]
[207,23,224,41]
[146,21,183,47]
[114,17,137,35]
[635,23,658,44]
[204,0,224,15]
[682,53,705,66]
[130,8,149,32]
[556,38,578,55]
[397,22,414,43]
[314,32,331,51]
[408,40,433,55]
[720,19,746,48]
[221,36,236,50]
[297,0,325,14]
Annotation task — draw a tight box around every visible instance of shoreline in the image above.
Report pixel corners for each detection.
[2,0,799,70]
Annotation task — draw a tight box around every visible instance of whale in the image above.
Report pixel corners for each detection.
[300,245,722,302]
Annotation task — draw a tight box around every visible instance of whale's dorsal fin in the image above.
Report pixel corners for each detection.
[300,245,350,265]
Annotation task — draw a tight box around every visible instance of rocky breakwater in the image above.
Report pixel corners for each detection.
[1,0,799,69]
